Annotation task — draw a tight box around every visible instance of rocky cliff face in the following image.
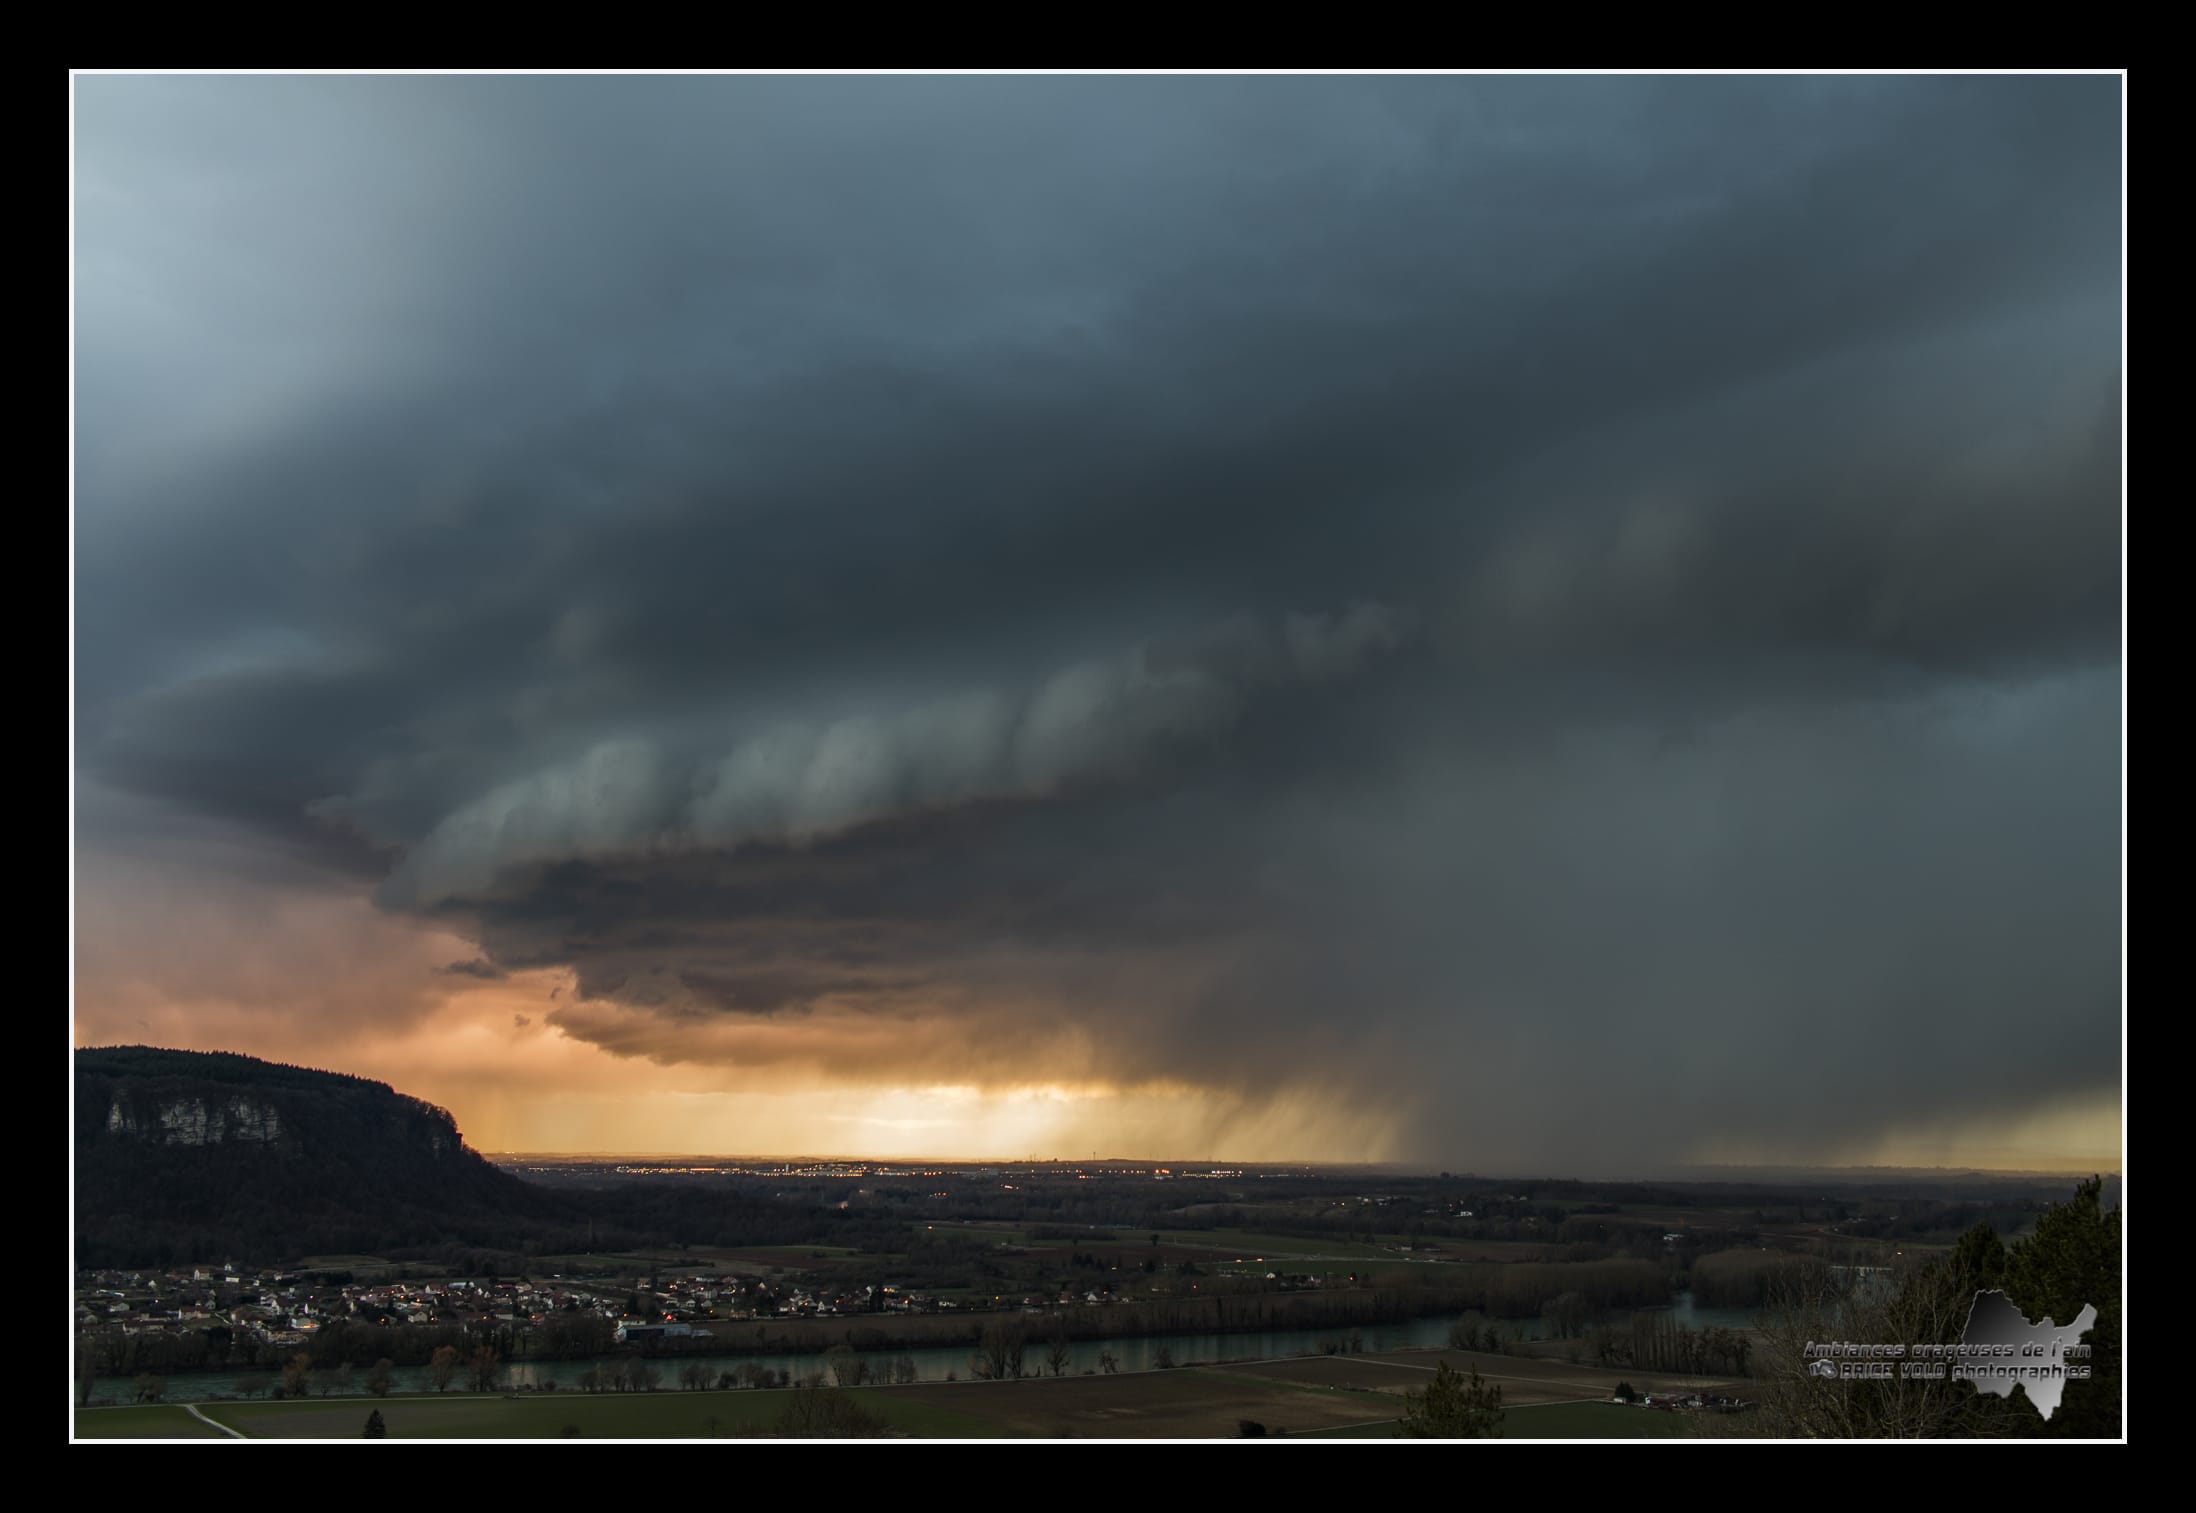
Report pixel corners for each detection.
[86,1050,463,1160]
[105,1094,286,1146]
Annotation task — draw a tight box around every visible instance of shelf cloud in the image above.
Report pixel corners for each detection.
[74,75,2121,1169]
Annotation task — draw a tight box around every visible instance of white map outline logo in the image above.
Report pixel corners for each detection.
[1952,1289,2097,1422]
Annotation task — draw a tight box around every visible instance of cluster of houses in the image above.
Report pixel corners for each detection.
[75,1267,619,1348]
[76,1265,321,1347]
[624,1274,1129,1328]
[79,1261,1146,1356]
[1015,1287,1113,1311]
[1623,1390,1747,1413]
[344,1276,595,1329]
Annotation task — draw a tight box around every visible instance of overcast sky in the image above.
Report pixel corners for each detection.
[73,74,2122,1170]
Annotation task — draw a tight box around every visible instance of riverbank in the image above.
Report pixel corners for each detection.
[81,1290,1760,1406]
[82,1307,1494,1405]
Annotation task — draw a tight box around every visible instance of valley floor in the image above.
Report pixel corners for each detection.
[73,1347,1745,1440]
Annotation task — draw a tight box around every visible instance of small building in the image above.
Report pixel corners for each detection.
[614,1322,709,1344]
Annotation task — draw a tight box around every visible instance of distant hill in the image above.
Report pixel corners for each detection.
[74,1046,587,1266]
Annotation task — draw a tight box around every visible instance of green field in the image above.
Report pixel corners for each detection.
[1279,1402,1720,1439]
[1180,1229,1407,1262]
[1292,1418,1403,1437]
[72,1404,234,1439]
[76,1366,1456,1441]
[915,1223,1035,1245]
[1499,1400,1702,1438]
[535,1250,739,1271]
[78,1387,1005,1440]
[912,1223,1414,1265]
[73,1356,1746,1441]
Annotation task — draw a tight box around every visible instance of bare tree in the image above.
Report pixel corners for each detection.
[427,1344,461,1393]
[468,1345,502,1393]
[1742,1258,2020,1439]
[976,1321,1027,1381]
[1046,1333,1072,1378]
[773,1385,887,1438]
[96,1327,132,1377]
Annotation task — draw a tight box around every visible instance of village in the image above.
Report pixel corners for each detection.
[72,1259,1148,1359]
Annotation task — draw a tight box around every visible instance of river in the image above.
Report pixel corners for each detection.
[98,1293,1758,1405]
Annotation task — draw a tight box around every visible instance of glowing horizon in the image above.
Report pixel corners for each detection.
[69,988,2122,1176]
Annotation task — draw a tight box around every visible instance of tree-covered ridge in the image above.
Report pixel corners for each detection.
[78,1046,463,1142]
[73,1046,859,1267]
[74,1046,568,1267]
[78,1045,409,1102]
[1746,1176,2120,1438]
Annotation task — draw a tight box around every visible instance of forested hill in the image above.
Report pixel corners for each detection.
[74,1045,588,1267]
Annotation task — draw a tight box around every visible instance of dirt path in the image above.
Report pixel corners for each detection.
[183,1402,244,1438]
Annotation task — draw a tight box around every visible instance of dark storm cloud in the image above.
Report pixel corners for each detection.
[75,74,2122,1166]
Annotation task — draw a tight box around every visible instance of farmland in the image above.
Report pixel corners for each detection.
[75,1373,1381,1440]
[75,1160,2101,1439]
[73,1344,1748,1439]
[72,1404,235,1439]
